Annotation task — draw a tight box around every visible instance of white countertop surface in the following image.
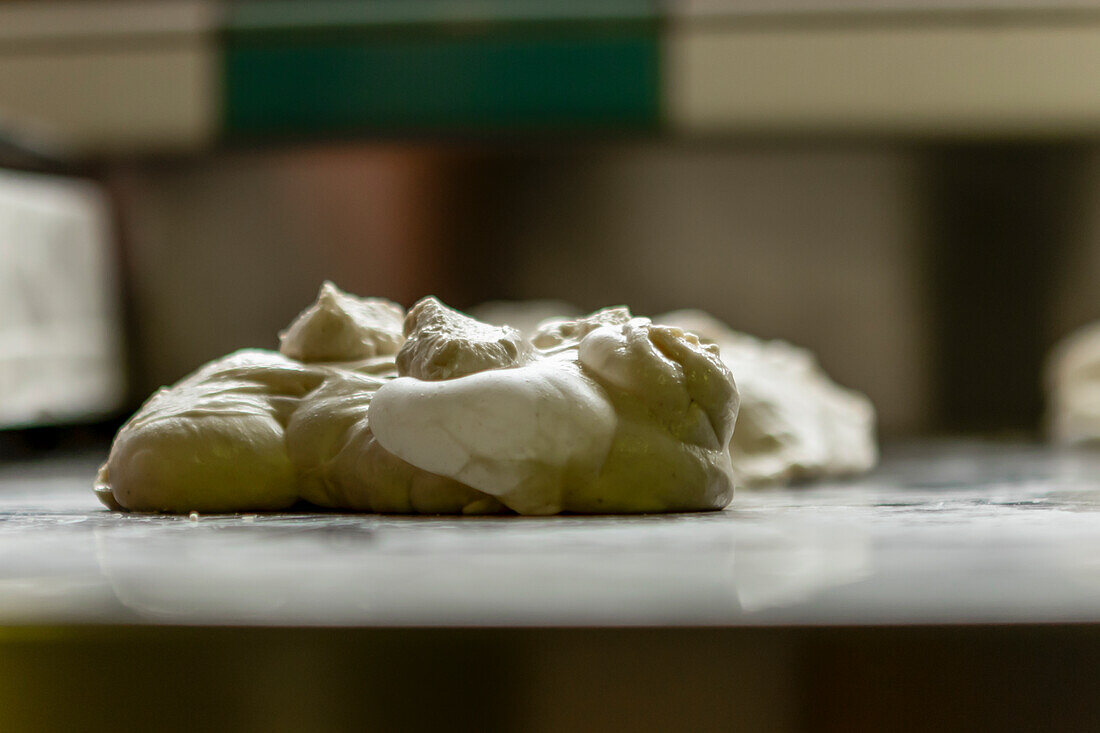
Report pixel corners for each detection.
[3,440,1100,627]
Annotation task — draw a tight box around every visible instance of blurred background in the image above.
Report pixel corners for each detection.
[9,3,1100,730]
[5,0,1100,443]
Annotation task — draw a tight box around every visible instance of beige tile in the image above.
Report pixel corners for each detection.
[0,2,218,155]
[666,22,1100,135]
[0,43,218,155]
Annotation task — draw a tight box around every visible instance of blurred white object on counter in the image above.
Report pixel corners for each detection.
[1046,322,1100,445]
[0,169,124,427]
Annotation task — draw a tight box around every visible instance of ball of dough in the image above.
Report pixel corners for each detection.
[97,288,742,515]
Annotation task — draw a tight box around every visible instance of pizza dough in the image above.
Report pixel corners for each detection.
[1046,322,1100,444]
[478,302,878,485]
[96,285,738,514]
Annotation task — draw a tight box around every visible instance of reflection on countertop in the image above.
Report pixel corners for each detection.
[2,440,1100,626]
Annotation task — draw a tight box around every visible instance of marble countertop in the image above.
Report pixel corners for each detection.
[3,440,1100,627]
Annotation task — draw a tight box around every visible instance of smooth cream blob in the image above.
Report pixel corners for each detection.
[97,286,739,514]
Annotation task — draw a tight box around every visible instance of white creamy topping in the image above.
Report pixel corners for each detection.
[370,358,618,515]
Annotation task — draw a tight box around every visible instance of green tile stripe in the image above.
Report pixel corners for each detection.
[227,0,658,31]
[224,2,660,136]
